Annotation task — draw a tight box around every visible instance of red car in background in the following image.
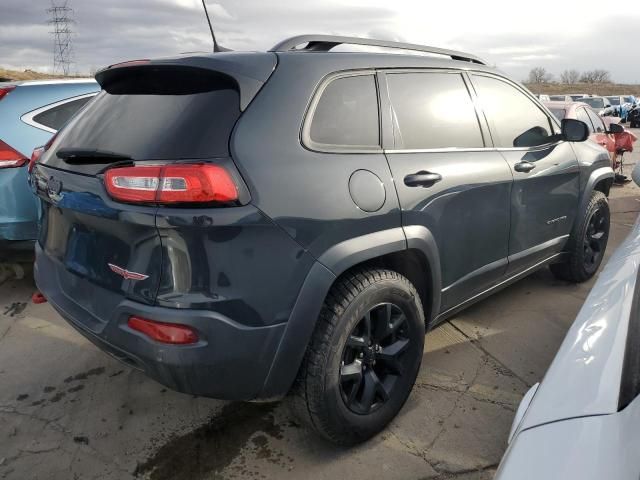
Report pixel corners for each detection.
[544,101,619,158]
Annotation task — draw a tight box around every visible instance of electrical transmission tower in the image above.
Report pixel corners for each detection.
[47,1,74,75]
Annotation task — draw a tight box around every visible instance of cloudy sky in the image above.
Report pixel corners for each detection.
[2,0,639,82]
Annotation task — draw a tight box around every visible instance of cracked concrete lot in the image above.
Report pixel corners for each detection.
[1,148,639,480]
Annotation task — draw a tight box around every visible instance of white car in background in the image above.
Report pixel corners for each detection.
[495,165,640,479]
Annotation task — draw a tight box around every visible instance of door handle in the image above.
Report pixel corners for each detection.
[514,161,536,173]
[404,171,442,187]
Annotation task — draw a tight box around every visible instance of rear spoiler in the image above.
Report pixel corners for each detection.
[95,53,277,111]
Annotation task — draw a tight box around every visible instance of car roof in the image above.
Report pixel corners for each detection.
[544,100,579,108]
[100,35,498,86]
[1,78,96,88]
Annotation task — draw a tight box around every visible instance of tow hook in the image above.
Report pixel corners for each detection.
[32,291,47,304]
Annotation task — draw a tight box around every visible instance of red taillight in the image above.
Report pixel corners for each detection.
[0,85,16,100]
[29,146,45,173]
[0,86,15,101]
[127,316,199,345]
[104,164,238,204]
[0,139,28,169]
[28,132,58,173]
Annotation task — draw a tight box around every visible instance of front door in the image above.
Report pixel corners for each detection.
[381,70,513,312]
[470,73,580,275]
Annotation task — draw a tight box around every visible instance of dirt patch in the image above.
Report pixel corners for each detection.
[525,82,640,96]
[3,302,27,317]
[63,367,105,383]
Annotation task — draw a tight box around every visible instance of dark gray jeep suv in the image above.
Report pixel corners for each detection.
[31,35,614,444]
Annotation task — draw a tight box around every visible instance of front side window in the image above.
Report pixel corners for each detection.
[308,75,379,148]
[472,75,554,148]
[586,109,606,133]
[385,72,484,150]
[32,96,94,131]
[576,108,594,134]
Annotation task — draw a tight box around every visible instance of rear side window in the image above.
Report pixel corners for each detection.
[308,75,379,149]
[386,72,483,150]
[576,108,594,134]
[32,96,94,131]
[47,68,240,167]
[472,75,554,148]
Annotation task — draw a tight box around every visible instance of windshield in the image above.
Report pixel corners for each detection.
[582,97,604,108]
[607,97,621,105]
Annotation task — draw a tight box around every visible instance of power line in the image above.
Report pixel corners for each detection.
[47,0,74,75]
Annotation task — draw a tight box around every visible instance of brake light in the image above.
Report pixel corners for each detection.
[0,86,15,101]
[0,140,28,168]
[29,146,45,173]
[108,59,150,70]
[28,132,58,173]
[104,164,238,204]
[127,316,199,345]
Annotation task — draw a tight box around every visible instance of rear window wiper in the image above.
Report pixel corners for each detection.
[56,148,132,164]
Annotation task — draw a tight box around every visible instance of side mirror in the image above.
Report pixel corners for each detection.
[607,123,624,134]
[561,118,589,142]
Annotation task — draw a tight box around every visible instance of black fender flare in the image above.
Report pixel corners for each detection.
[580,166,614,214]
[256,226,441,400]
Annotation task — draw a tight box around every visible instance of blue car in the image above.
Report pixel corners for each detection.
[0,79,98,246]
[606,95,637,123]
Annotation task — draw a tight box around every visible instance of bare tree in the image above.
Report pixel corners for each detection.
[528,67,553,84]
[580,69,611,84]
[560,69,580,84]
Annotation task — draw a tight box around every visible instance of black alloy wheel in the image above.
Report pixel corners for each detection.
[340,302,411,415]
[583,206,607,274]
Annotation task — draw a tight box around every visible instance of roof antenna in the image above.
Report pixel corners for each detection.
[201,0,228,52]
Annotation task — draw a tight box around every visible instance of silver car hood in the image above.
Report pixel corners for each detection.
[519,213,640,432]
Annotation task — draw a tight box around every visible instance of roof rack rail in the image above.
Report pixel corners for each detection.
[270,35,486,65]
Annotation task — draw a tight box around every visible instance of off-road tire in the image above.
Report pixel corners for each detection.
[550,191,610,282]
[288,268,425,445]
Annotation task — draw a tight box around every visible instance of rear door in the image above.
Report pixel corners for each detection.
[382,70,513,312]
[469,73,580,274]
[33,67,244,323]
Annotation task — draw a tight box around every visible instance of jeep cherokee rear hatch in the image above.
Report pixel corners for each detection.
[33,55,275,330]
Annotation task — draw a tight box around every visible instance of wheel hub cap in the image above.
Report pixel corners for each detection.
[339,302,411,415]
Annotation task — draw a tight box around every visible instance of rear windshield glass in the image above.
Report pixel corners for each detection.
[608,97,621,105]
[583,97,604,108]
[45,68,240,169]
[549,95,565,101]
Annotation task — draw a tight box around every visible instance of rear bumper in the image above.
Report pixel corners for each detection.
[35,245,287,400]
